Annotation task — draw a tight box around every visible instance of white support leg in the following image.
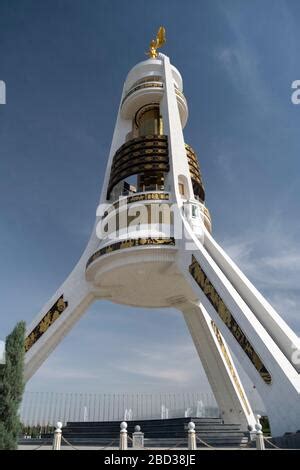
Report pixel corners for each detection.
[24,271,94,382]
[180,301,256,430]
[177,216,300,436]
[24,230,99,382]
[203,228,300,374]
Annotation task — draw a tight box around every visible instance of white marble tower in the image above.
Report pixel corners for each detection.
[24,30,300,436]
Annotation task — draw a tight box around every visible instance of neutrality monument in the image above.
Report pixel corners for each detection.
[23,28,300,437]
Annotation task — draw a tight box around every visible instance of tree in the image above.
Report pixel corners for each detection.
[0,321,26,449]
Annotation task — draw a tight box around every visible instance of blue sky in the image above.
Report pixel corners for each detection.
[0,0,299,396]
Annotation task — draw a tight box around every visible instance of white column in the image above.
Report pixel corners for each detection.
[180,302,256,430]
[188,421,197,450]
[132,425,144,449]
[119,421,128,450]
[255,415,265,450]
[52,422,62,450]
[160,54,194,204]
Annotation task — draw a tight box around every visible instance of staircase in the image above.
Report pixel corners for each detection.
[60,417,249,448]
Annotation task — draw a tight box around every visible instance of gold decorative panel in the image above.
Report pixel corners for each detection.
[114,192,169,210]
[86,237,175,269]
[185,144,205,202]
[211,320,251,415]
[189,255,272,384]
[102,193,170,220]
[107,136,206,203]
[107,135,169,198]
[25,295,68,353]
[125,192,169,203]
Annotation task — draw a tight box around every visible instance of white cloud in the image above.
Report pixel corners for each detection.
[29,364,100,381]
[215,3,293,114]
[115,342,209,386]
[262,252,300,270]
[216,44,270,112]
[220,212,300,334]
[223,235,300,291]
[117,364,192,384]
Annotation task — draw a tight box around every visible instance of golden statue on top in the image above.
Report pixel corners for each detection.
[147,26,166,58]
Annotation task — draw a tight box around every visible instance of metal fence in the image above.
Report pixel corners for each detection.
[20,391,219,426]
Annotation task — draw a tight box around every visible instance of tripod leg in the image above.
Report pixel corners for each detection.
[177,215,300,435]
[180,301,256,430]
[24,259,94,382]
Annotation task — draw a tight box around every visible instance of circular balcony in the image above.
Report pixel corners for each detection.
[97,191,173,243]
[121,80,188,128]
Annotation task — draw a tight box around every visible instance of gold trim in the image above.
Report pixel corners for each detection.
[25,296,68,352]
[211,320,251,415]
[86,237,175,269]
[174,88,186,101]
[108,162,169,196]
[107,136,205,202]
[125,192,169,204]
[111,155,169,178]
[189,255,272,384]
[107,135,169,198]
[107,193,170,219]
[122,82,163,106]
[103,192,170,219]
[185,144,205,201]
